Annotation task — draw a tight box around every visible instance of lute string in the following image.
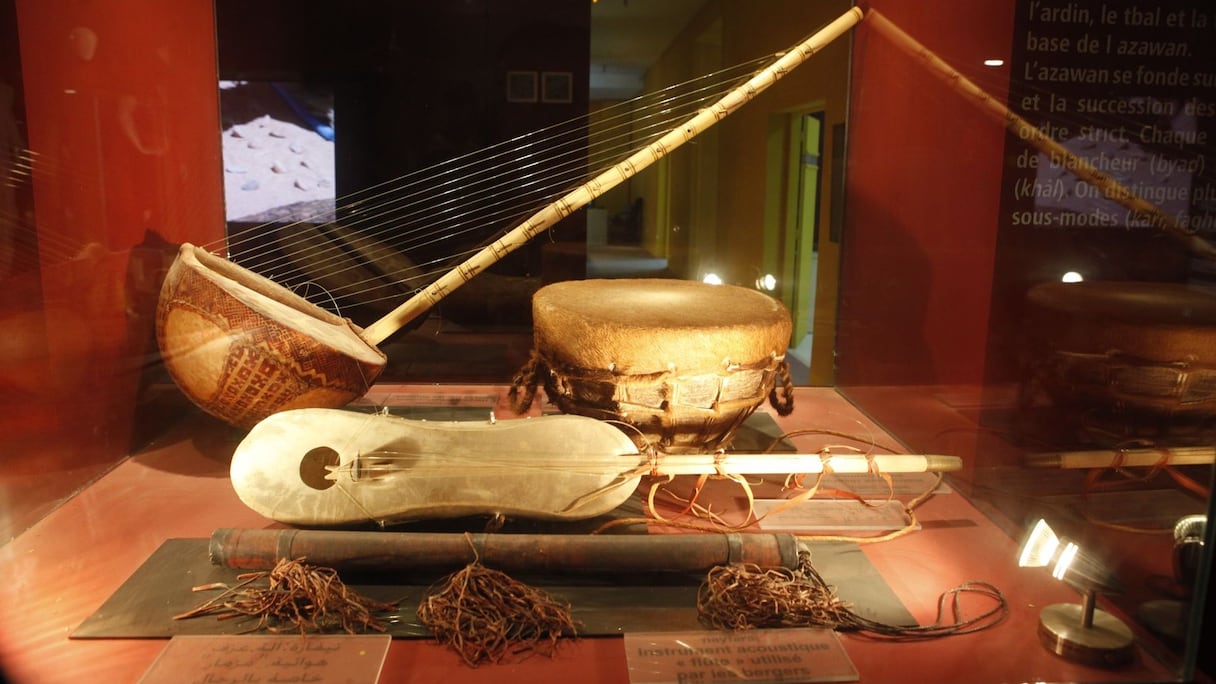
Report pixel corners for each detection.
[323,443,884,479]
[330,449,646,480]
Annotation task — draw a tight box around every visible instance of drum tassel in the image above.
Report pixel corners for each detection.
[770,359,796,416]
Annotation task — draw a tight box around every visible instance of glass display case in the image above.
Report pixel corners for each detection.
[0,1,1212,682]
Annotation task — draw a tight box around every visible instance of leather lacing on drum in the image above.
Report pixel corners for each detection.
[1035,349,1216,413]
[507,348,795,452]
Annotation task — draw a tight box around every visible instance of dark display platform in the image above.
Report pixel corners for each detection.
[73,538,914,638]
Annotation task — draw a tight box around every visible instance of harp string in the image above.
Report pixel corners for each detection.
[1,148,131,272]
[5,60,760,279]
[14,15,1202,284]
[219,55,768,257]
[230,64,754,301]
[1,151,71,272]
[0,38,766,279]
[205,55,776,309]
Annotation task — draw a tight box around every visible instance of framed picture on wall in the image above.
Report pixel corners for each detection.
[506,71,538,103]
[541,71,573,103]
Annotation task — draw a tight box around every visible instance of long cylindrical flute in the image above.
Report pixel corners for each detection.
[865,10,1216,262]
[361,7,864,343]
[210,528,803,573]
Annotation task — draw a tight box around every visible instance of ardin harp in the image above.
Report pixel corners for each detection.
[155,9,865,429]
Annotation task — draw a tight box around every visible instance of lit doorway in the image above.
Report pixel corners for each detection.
[767,110,824,383]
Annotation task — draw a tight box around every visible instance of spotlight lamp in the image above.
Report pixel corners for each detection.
[1172,514,1206,589]
[1137,514,1207,642]
[1017,519,1134,668]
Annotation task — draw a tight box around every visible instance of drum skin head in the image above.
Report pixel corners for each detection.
[527,278,793,452]
[1023,280,1216,419]
[532,278,791,374]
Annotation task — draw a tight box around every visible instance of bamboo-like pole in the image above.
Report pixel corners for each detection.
[360,7,864,344]
[1026,445,1216,469]
[865,10,1216,262]
[653,451,962,475]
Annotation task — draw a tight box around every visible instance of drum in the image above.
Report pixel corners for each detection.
[1022,280,1216,420]
[511,278,794,453]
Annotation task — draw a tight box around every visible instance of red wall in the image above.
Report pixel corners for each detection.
[837,1,1015,387]
[18,0,225,250]
[2,0,224,535]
